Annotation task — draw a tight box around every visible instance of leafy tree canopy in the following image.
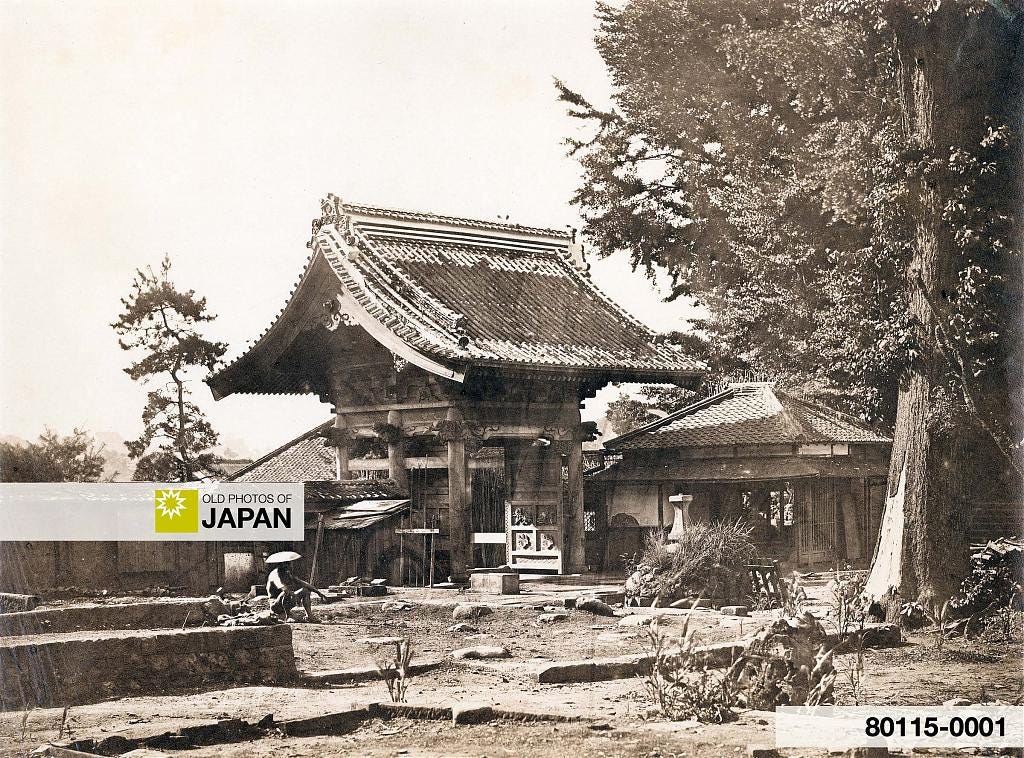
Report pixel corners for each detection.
[561,0,1020,447]
[0,429,107,482]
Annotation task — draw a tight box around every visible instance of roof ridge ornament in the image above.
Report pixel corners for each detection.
[309,193,357,250]
[566,230,589,274]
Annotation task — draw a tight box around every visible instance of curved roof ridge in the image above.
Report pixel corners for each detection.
[208,251,322,397]
[344,201,571,239]
[316,227,468,362]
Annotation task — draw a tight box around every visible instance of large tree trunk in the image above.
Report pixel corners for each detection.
[864,3,1017,612]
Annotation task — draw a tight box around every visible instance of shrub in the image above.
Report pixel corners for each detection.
[726,613,837,709]
[642,615,738,723]
[373,637,414,703]
[628,519,760,602]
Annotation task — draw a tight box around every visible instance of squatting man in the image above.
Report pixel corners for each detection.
[265,551,327,622]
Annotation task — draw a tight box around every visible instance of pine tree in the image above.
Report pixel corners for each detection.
[112,256,227,481]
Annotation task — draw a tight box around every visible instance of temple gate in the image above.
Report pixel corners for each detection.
[208,196,702,580]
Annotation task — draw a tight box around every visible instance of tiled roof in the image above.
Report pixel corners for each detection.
[606,383,891,450]
[207,199,704,398]
[228,422,336,482]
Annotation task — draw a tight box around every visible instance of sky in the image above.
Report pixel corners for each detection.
[0,0,701,460]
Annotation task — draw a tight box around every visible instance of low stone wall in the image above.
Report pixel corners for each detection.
[0,598,207,636]
[0,624,296,711]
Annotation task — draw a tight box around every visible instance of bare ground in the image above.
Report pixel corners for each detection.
[1,590,1021,757]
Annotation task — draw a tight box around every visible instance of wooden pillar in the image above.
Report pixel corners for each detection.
[657,484,665,532]
[446,407,471,582]
[565,428,587,574]
[386,410,407,492]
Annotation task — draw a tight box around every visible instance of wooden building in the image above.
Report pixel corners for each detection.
[590,383,892,570]
[206,197,703,579]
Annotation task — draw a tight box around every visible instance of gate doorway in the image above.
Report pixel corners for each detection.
[798,481,837,565]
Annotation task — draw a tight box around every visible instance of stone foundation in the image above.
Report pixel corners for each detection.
[0,598,207,636]
[0,624,296,710]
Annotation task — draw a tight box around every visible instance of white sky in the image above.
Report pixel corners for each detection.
[0,0,701,459]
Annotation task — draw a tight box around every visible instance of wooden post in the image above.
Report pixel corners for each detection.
[308,514,325,585]
[657,484,665,532]
[334,413,350,480]
[386,409,407,492]
[840,478,865,561]
[565,424,586,574]
[446,406,470,582]
[399,528,405,587]
[428,532,436,588]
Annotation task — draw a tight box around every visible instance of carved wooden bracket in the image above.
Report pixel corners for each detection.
[432,419,465,444]
[319,427,351,447]
[372,421,404,443]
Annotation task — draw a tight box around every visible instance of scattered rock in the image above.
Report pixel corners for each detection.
[200,595,230,620]
[381,600,413,612]
[451,645,510,660]
[860,624,901,648]
[370,578,388,586]
[447,622,478,633]
[453,603,493,620]
[575,597,616,616]
[536,612,569,624]
[944,697,972,707]
[618,615,654,627]
[247,596,272,612]
[748,747,780,758]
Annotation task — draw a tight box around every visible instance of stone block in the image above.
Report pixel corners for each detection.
[720,605,748,616]
[451,703,494,725]
[469,573,519,595]
[0,599,206,636]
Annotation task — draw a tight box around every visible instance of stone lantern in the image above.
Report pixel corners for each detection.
[667,494,694,541]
